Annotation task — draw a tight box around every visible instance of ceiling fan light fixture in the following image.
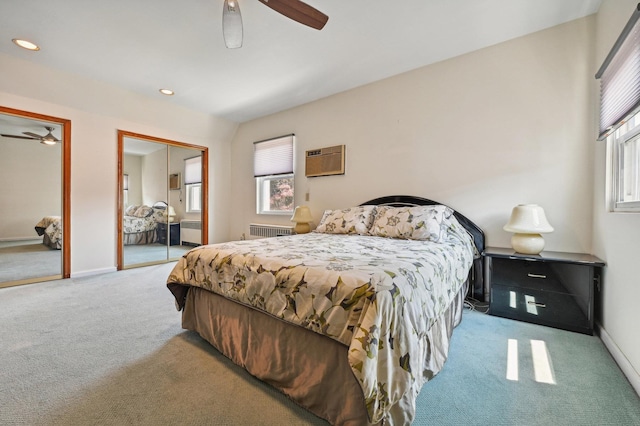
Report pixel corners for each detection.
[223,0,243,49]
[40,139,57,146]
[159,88,175,96]
[12,38,40,51]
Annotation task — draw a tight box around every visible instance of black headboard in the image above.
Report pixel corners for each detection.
[360,195,485,301]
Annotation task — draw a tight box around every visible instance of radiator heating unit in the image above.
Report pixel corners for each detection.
[180,220,202,246]
[249,223,294,239]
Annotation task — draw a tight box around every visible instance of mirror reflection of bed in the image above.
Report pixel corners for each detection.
[122,201,190,265]
[0,111,66,285]
[121,135,204,268]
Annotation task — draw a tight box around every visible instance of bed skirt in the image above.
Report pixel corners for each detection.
[180,280,468,425]
[123,229,157,245]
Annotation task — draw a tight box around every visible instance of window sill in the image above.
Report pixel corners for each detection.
[613,201,640,212]
[257,211,293,216]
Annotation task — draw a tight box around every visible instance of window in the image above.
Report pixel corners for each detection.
[186,183,202,212]
[254,134,295,215]
[596,4,640,212]
[184,156,202,213]
[123,174,129,206]
[609,112,640,211]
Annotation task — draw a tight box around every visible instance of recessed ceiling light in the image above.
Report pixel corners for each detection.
[159,88,174,96]
[12,38,40,51]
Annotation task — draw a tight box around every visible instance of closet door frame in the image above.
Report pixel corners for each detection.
[116,130,208,270]
[0,105,71,286]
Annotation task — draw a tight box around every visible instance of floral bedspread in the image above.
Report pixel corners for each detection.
[167,224,475,424]
[34,216,62,250]
[123,215,158,234]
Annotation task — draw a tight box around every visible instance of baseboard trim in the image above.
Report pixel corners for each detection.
[597,322,640,397]
[70,267,117,279]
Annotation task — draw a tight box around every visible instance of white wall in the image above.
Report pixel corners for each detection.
[230,16,596,254]
[123,154,142,208]
[0,53,237,275]
[0,137,61,239]
[141,148,168,206]
[592,0,640,394]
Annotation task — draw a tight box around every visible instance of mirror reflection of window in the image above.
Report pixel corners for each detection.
[184,156,202,213]
[123,174,129,206]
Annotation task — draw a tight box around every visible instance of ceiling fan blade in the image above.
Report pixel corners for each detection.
[258,0,328,30]
[23,132,45,139]
[223,0,243,49]
[1,134,38,140]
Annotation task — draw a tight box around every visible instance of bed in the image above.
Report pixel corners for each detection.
[167,195,484,425]
[123,201,167,245]
[34,216,62,249]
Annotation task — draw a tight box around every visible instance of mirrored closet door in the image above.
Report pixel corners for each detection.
[0,106,71,288]
[117,131,208,269]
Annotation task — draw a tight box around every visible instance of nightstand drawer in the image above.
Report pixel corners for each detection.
[492,257,568,294]
[491,284,591,334]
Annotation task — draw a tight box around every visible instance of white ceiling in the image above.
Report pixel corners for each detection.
[0,0,601,124]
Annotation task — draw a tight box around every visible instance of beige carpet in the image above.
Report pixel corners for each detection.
[0,241,61,282]
[1,263,639,425]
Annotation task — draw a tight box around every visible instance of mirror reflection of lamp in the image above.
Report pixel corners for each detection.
[503,204,553,255]
[290,205,313,234]
[123,174,129,191]
[164,206,177,223]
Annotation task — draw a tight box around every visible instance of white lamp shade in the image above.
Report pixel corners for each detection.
[504,204,554,234]
[291,205,313,234]
[164,206,177,222]
[291,205,313,223]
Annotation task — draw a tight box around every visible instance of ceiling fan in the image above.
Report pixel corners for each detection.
[1,126,60,145]
[223,0,328,49]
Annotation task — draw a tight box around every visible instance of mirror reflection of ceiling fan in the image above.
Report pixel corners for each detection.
[223,0,328,49]
[1,126,60,145]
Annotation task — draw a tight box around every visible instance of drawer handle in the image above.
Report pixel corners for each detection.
[527,301,546,308]
[527,273,547,279]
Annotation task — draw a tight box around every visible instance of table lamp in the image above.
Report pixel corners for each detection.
[291,205,313,234]
[503,204,553,254]
[164,206,177,223]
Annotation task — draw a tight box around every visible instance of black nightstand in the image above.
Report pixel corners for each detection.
[483,247,604,335]
[157,222,180,246]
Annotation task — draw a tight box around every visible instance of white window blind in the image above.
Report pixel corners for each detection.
[253,134,294,177]
[596,4,640,141]
[184,156,202,184]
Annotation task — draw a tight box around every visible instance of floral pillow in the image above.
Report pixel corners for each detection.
[151,207,167,222]
[314,206,377,235]
[134,205,154,218]
[125,205,138,216]
[369,204,453,242]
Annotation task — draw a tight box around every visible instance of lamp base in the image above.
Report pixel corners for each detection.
[511,233,545,255]
[293,222,311,234]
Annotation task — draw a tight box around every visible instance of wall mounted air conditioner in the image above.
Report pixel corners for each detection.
[305,145,345,177]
